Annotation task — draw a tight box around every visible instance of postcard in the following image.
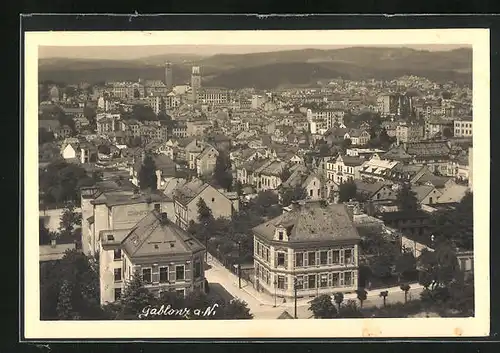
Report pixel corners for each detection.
[24,28,490,339]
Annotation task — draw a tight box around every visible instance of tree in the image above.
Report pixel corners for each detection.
[394,251,417,282]
[39,127,55,144]
[118,271,157,320]
[319,143,331,157]
[309,294,338,318]
[379,290,389,307]
[279,168,292,184]
[256,191,282,218]
[395,183,420,212]
[442,127,454,138]
[355,288,368,308]
[400,283,411,304]
[234,180,243,196]
[338,299,364,318]
[280,185,307,207]
[58,202,82,240]
[39,218,55,245]
[138,153,157,190]
[40,249,103,320]
[220,299,253,319]
[333,292,344,311]
[39,160,93,207]
[214,151,233,191]
[56,280,76,319]
[417,241,460,292]
[430,191,473,250]
[338,180,357,203]
[341,138,352,151]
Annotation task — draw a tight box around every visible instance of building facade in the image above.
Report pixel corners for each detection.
[252,201,360,299]
[99,210,206,305]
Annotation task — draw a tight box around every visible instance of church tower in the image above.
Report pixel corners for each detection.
[191,66,201,103]
[165,61,173,91]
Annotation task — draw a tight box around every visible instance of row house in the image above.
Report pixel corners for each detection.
[252,201,360,299]
[99,210,206,304]
[344,129,370,146]
[173,179,239,231]
[255,160,287,192]
[359,154,401,183]
[395,123,424,144]
[325,155,364,184]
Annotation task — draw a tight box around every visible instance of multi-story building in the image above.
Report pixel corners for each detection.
[453,118,473,138]
[195,145,219,177]
[325,155,364,184]
[425,118,454,139]
[99,210,206,304]
[144,80,169,97]
[143,95,166,115]
[80,186,173,257]
[377,94,399,116]
[306,109,345,131]
[197,88,230,106]
[359,154,401,182]
[186,120,212,137]
[252,200,361,299]
[396,122,424,144]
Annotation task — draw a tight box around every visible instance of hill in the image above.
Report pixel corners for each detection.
[38,47,472,88]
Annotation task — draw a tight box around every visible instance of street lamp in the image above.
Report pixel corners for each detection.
[294,277,298,319]
[238,240,242,289]
[273,279,277,307]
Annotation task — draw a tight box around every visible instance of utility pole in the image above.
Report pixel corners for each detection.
[238,241,242,289]
[294,277,298,319]
[273,279,277,307]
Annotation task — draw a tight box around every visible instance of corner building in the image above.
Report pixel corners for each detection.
[252,201,360,299]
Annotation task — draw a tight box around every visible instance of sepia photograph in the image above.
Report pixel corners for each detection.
[24,28,490,339]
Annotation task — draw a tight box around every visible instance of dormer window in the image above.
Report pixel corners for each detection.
[278,231,284,241]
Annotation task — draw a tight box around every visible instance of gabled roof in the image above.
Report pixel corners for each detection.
[121,210,204,259]
[354,180,389,197]
[196,145,219,161]
[253,201,360,243]
[411,185,440,202]
[174,179,209,205]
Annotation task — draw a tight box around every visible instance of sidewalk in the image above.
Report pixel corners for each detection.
[205,254,424,318]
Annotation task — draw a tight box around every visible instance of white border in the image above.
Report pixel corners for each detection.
[24,29,490,339]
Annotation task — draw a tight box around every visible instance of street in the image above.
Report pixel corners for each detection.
[205,254,424,319]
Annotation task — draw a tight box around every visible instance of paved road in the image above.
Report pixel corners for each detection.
[205,254,424,319]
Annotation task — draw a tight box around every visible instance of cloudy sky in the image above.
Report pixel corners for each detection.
[38,44,469,60]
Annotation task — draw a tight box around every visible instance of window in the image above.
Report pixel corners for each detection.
[176,288,185,297]
[256,242,260,256]
[142,268,152,283]
[320,274,328,288]
[309,189,313,197]
[194,259,202,278]
[277,253,285,267]
[295,252,303,267]
[266,248,270,262]
[159,266,169,283]
[344,272,353,286]
[113,249,121,260]
[308,274,316,289]
[113,268,122,282]
[332,250,340,264]
[344,249,353,264]
[154,203,161,212]
[114,288,121,300]
[308,251,316,266]
[317,251,328,266]
[295,275,304,289]
[278,231,284,241]
[332,273,340,287]
[175,265,185,281]
[277,275,285,289]
[317,189,321,196]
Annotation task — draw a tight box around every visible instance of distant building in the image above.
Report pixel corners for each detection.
[165,62,174,91]
[252,201,361,299]
[453,118,473,138]
[191,66,202,103]
[396,123,424,144]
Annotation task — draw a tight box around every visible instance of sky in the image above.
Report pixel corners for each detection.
[38,44,470,60]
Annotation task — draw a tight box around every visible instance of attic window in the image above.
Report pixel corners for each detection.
[170,243,175,248]
[107,234,114,241]
[154,244,159,249]
[278,231,284,241]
